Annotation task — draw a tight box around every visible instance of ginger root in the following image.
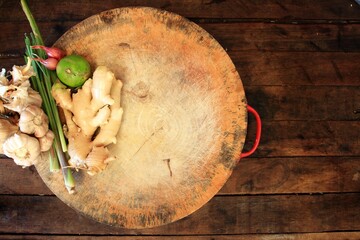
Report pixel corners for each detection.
[52,66,123,175]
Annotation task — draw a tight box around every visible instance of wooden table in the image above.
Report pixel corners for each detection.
[1,0,360,239]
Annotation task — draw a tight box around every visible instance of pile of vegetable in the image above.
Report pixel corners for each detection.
[0,0,124,193]
[0,59,53,166]
[52,66,123,176]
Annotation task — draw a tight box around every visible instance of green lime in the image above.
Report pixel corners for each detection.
[56,55,91,88]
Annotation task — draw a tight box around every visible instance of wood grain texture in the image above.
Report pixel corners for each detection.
[2,156,360,195]
[2,232,360,239]
[246,86,360,121]
[248,121,360,157]
[1,0,360,238]
[34,7,247,229]
[0,160,52,195]
[1,0,360,21]
[2,52,360,86]
[203,23,360,52]
[2,194,360,234]
[222,156,360,194]
[3,22,360,55]
[234,52,360,86]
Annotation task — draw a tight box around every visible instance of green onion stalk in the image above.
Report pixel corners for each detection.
[21,0,75,193]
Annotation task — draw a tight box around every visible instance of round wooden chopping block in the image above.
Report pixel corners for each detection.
[35,7,247,229]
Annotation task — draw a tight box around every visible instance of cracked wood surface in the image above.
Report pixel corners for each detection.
[34,7,247,229]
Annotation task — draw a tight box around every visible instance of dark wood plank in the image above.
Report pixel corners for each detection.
[2,22,360,55]
[0,22,68,56]
[234,52,360,86]
[1,194,360,234]
[0,160,52,195]
[1,121,359,195]
[2,156,360,195]
[222,157,360,194]
[248,121,360,157]
[1,232,360,239]
[0,0,358,238]
[246,86,360,121]
[1,0,360,21]
[205,23,360,52]
[1,56,359,121]
[0,57,25,69]
[2,62,359,120]
[2,52,360,86]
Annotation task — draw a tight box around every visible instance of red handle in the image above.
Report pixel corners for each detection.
[240,105,262,158]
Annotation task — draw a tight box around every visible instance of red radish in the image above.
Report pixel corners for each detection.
[31,45,65,60]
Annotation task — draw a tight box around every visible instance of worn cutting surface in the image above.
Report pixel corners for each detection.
[34,7,247,228]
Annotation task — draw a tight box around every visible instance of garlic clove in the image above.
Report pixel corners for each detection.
[19,105,49,138]
[38,130,54,152]
[1,84,30,113]
[0,119,19,154]
[27,88,42,108]
[0,68,8,86]
[10,58,35,85]
[3,133,41,167]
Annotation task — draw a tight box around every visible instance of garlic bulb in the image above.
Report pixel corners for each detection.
[19,105,49,138]
[0,60,40,113]
[0,84,28,100]
[0,84,42,113]
[0,84,28,112]
[3,133,41,167]
[10,58,35,85]
[0,119,19,154]
[0,68,8,86]
[27,88,43,108]
[38,130,54,152]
